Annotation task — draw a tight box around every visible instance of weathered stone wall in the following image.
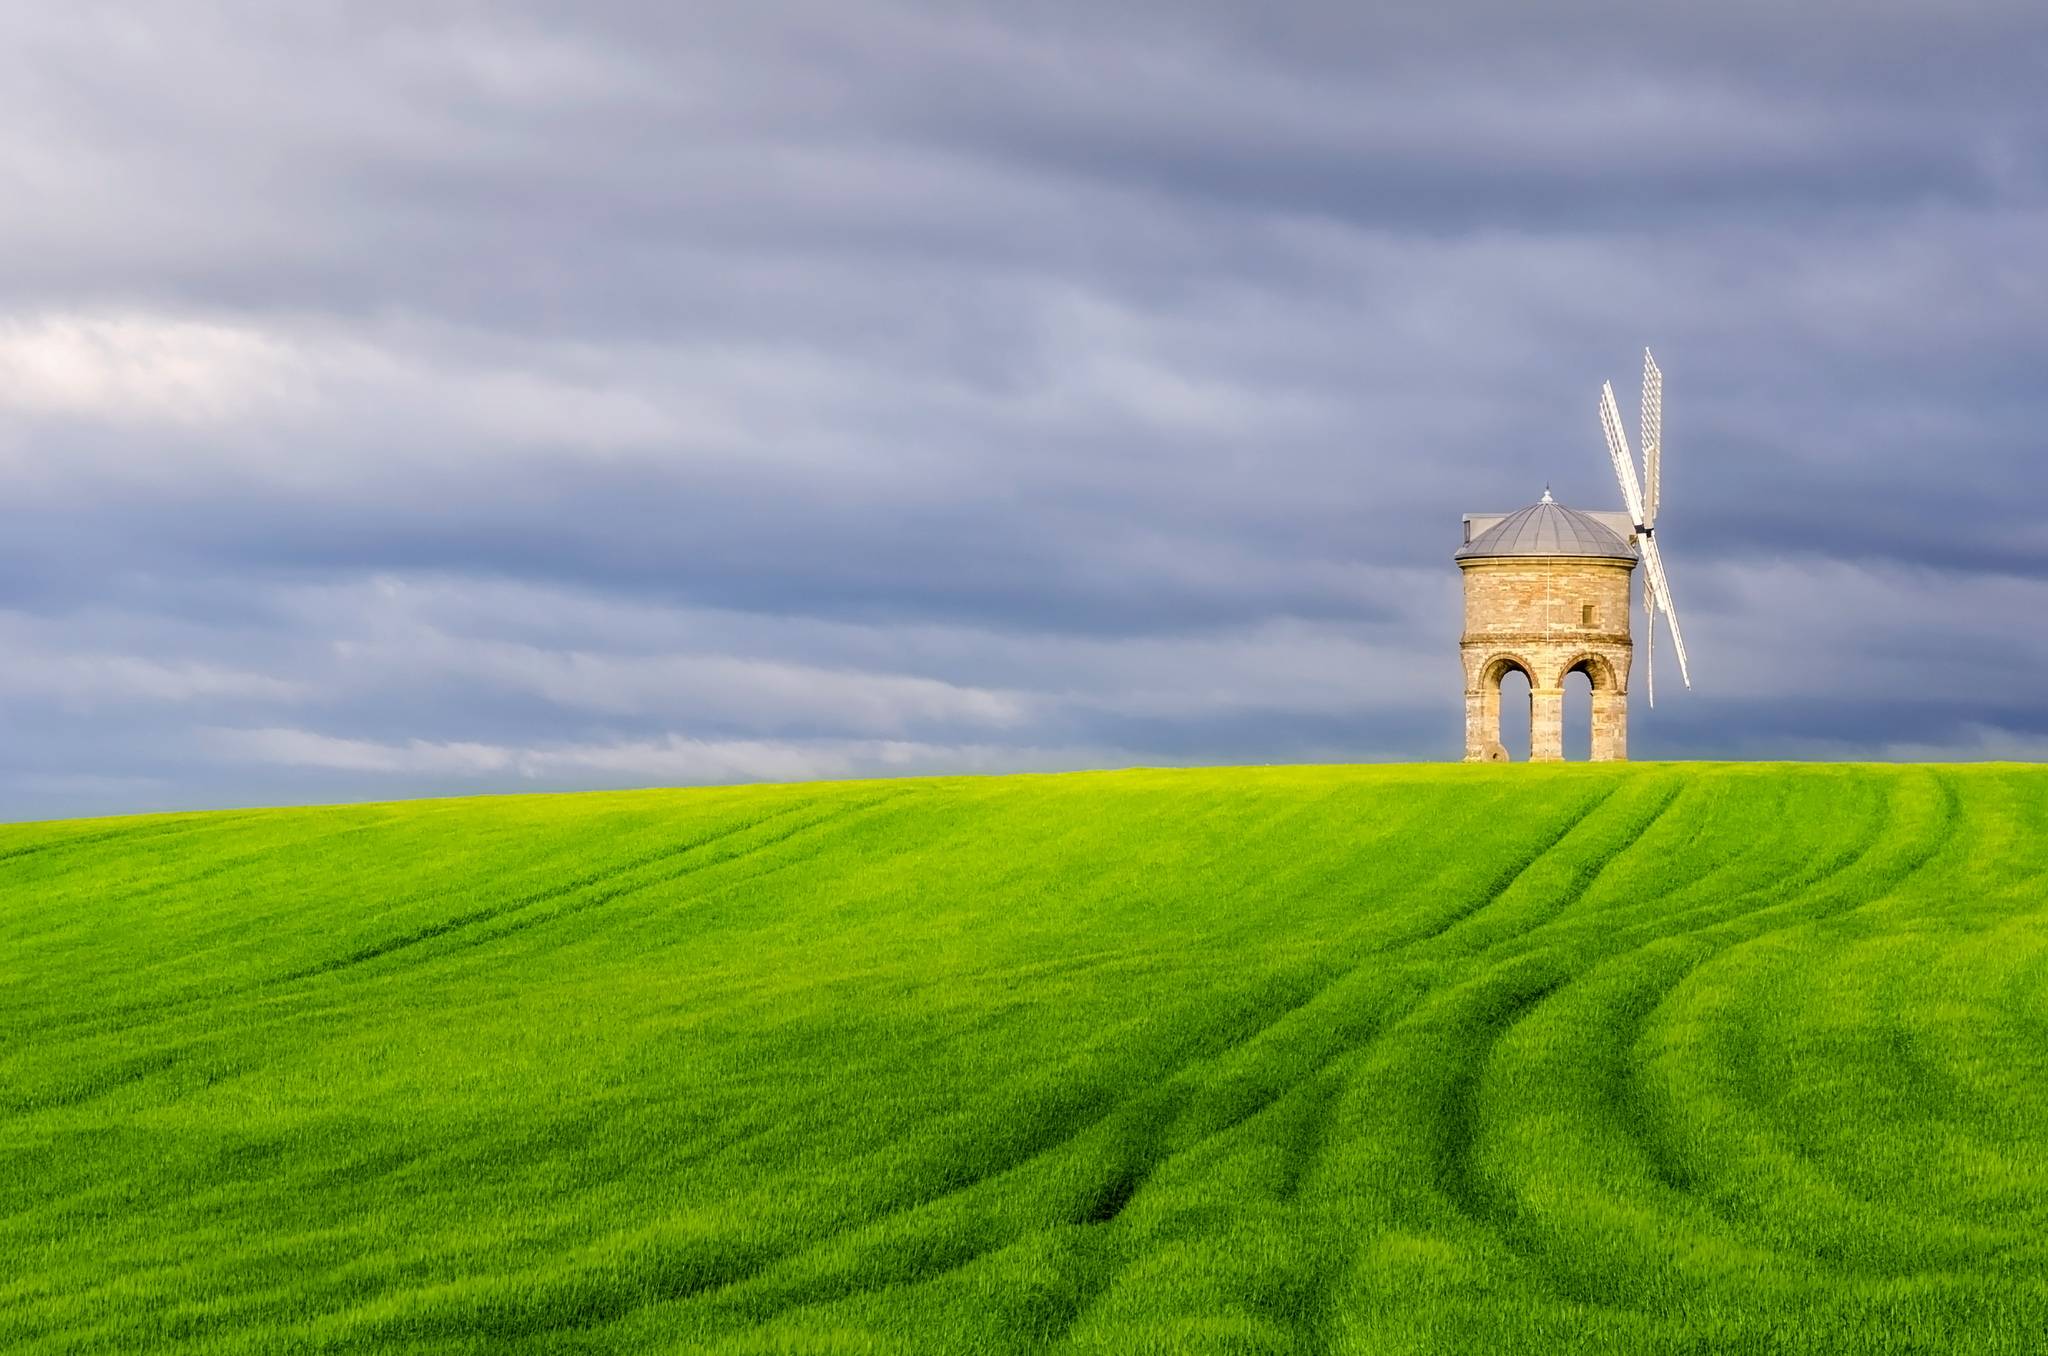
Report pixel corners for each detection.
[1459,556,1635,761]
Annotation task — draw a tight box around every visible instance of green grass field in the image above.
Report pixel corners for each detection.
[5,764,2048,1353]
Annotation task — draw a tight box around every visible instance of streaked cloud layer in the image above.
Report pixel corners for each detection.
[3,1,2045,817]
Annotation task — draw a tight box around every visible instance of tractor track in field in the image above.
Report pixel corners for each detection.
[1432,969,1569,1228]
[14,765,2047,1355]
[274,801,832,980]
[835,779,1672,1261]
[0,811,262,870]
[599,795,1393,1319]
[1058,779,1686,1220]
[332,793,1321,1339]
[1427,769,1971,1307]
[1405,781,1626,946]
[1608,773,1938,1211]
[1521,778,1936,1202]
[408,789,927,969]
[1621,771,1971,1259]
[518,797,1400,1340]
[10,818,466,1040]
[253,772,1987,1341]
[1409,779,1689,1232]
[1273,1062,1351,1202]
[12,798,919,1115]
[1208,772,1861,1314]
[278,792,915,983]
[661,777,1696,1347]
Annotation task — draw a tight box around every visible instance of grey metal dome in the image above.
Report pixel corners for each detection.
[1456,491,1637,561]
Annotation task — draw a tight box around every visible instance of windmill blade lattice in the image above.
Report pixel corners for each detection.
[1600,353,1691,704]
[1641,349,1662,527]
[1599,383,1646,524]
[1639,534,1690,686]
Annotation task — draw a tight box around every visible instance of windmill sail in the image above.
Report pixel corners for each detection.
[1640,535,1690,685]
[1641,349,1662,528]
[1599,383,1646,524]
[1602,359,1690,704]
[1644,586,1657,707]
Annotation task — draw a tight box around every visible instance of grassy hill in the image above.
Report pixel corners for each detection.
[5,763,2047,1354]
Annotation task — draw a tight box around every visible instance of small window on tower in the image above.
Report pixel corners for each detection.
[1581,603,1596,626]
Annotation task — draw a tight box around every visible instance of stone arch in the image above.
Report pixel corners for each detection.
[1557,651,1621,693]
[1467,651,1537,761]
[1476,651,1537,689]
[1555,651,1628,761]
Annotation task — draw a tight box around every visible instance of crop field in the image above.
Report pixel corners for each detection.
[4,764,2048,1353]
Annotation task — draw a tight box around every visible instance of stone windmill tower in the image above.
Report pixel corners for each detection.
[1455,350,1693,762]
[1456,491,1637,760]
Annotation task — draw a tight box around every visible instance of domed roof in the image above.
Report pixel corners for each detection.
[1455,490,1637,561]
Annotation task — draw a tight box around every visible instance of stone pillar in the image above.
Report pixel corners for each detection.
[1464,684,1498,761]
[1591,691,1627,761]
[1529,687,1564,762]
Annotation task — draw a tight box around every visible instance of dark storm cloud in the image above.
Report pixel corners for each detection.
[2,0,2046,818]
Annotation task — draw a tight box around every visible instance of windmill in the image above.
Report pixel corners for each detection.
[1597,349,1691,707]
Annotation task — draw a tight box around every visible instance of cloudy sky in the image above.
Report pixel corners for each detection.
[3,2,2046,818]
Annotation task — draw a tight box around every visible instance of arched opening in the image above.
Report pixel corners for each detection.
[1469,653,1538,762]
[1496,665,1531,761]
[1561,653,1620,762]
[1563,667,1593,761]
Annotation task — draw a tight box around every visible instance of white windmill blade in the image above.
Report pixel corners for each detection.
[1639,535,1692,688]
[1647,609,1657,707]
[1599,381,1647,526]
[1641,349,1662,528]
[1644,580,1657,708]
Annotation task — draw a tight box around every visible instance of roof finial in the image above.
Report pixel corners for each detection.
[1540,484,1554,504]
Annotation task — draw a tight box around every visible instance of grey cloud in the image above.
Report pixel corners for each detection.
[1,1,2045,818]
